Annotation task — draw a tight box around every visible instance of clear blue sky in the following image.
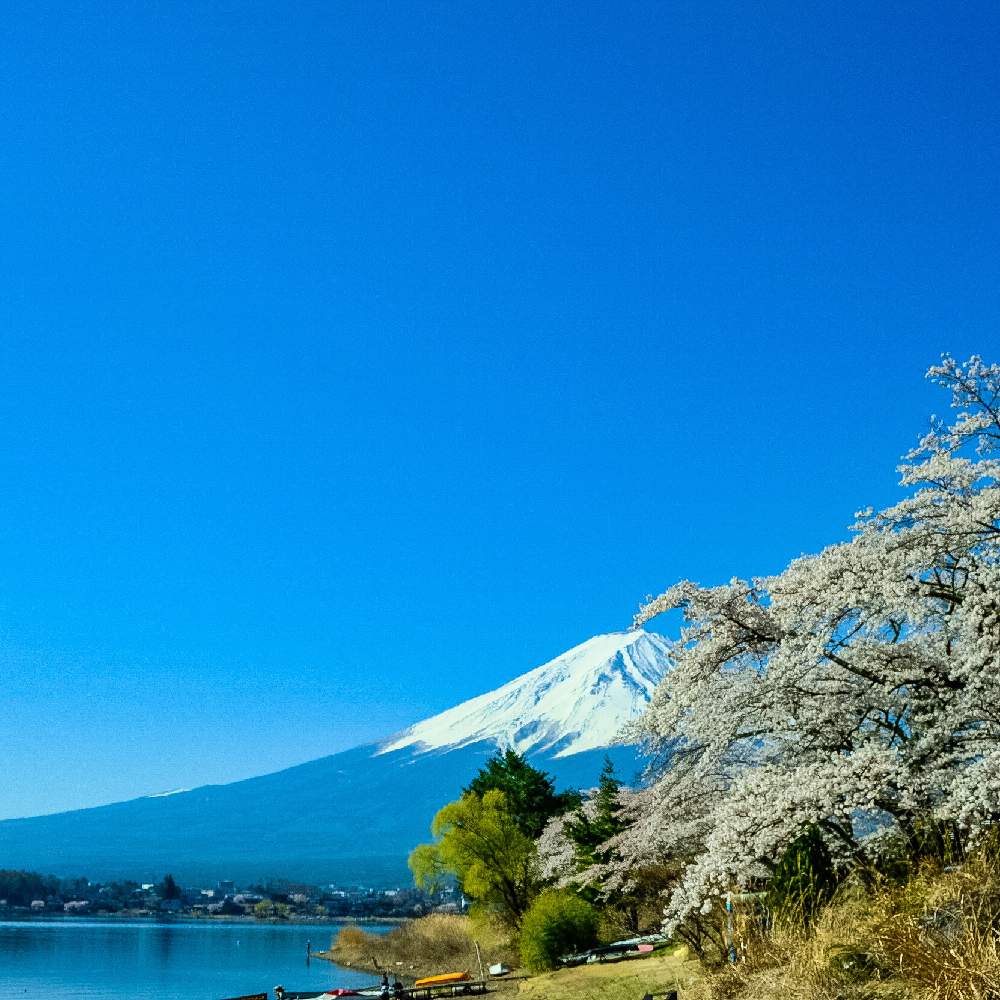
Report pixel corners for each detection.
[1,1,997,819]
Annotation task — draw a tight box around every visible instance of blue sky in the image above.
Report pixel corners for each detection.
[1,1,998,818]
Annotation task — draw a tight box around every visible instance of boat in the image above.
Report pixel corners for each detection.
[411,972,471,988]
[559,933,667,967]
[276,987,380,999]
[278,992,360,999]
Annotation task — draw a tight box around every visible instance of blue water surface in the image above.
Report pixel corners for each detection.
[0,919,390,1000]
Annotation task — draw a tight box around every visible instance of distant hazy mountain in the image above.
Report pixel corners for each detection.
[0,631,671,885]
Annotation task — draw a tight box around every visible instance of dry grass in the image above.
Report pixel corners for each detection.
[696,898,902,1000]
[324,913,517,982]
[697,855,1000,1000]
[865,858,1000,999]
[325,860,1000,999]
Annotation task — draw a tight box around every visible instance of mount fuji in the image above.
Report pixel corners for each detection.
[0,630,671,885]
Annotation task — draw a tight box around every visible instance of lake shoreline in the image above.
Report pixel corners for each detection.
[0,911,407,926]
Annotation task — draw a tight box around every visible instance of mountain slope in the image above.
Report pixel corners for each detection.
[380,630,670,758]
[0,630,670,884]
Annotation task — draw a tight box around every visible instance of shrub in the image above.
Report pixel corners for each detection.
[519,889,598,972]
[332,925,372,955]
[765,826,838,928]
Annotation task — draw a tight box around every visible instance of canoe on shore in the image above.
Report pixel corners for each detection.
[412,972,471,988]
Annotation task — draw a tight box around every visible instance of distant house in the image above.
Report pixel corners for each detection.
[64,900,90,913]
[30,900,45,911]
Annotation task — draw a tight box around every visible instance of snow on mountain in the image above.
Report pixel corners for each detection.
[379,629,672,759]
[0,629,673,884]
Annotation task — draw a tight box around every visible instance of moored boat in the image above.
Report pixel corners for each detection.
[411,972,470,988]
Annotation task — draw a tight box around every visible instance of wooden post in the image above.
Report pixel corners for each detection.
[725,892,735,963]
[474,940,485,981]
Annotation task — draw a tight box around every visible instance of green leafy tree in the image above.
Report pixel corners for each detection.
[407,842,449,895]
[410,789,539,928]
[519,889,599,972]
[465,749,579,839]
[158,874,181,901]
[254,899,291,919]
[0,870,59,907]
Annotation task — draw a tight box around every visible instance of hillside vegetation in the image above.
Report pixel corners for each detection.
[326,914,517,983]
[687,853,1000,1000]
[373,356,1000,999]
[325,853,1000,998]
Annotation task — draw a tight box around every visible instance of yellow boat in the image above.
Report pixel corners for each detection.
[412,972,472,988]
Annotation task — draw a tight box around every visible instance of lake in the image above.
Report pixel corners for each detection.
[0,918,391,1000]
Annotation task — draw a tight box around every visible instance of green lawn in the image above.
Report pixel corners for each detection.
[514,946,703,1000]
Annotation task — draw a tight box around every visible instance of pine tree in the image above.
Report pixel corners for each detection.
[159,873,180,901]
[464,749,579,839]
[565,756,626,870]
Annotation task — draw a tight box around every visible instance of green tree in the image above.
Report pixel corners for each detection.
[765,826,838,927]
[564,756,626,871]
[407,842,449,895]
[561,757,662,934]
[159,874,181,900]
[410,789,539,928]
[254,899,291,919]
[0,870,58,907]
[465,749,579,839]
[519,889,599,972]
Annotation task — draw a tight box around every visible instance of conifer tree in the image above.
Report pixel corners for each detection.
[464,749,579,839]
[564,756,627,872]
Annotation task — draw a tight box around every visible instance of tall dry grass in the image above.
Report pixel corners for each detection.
[331,860,1000,998]
[696,854,1000,1000]
[329,913,517,980]
[865,857,1000,999]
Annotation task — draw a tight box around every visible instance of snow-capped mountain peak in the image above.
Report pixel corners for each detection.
[378,629,671,759]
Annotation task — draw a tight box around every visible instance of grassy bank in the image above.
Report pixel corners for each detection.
[320,914,700,997]
[518,946,700,1000]
[319,914,518,984]
[321,860,1000,999]
[686,855,1000,1000]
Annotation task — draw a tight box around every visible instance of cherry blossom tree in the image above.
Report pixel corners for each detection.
[566,356,1000,935]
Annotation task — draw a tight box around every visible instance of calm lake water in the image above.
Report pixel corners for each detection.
[0,919,391,1000]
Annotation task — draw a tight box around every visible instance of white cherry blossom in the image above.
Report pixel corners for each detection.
[606,355,1000,933]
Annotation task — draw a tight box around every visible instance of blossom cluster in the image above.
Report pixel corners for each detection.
[548,356,1000,934]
